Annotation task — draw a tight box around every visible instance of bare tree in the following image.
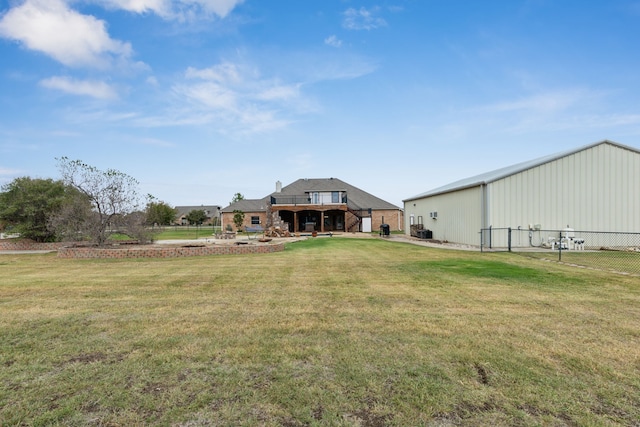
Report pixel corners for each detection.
[48,188,96,242]
[121,210,155,244]
[57,157,145,246]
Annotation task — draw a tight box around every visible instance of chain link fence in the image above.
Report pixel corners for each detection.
[481,227,640,276]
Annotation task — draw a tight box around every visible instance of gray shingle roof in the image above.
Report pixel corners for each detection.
[403,140,639,202]
[175,205,221,216]
[272,178,399,210]
[220,199,269,213]
[221,177,400,212]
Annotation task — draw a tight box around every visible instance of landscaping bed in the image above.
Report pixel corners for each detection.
[57,241,285,258]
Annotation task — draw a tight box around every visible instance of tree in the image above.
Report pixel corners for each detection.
[121,210,155,243]
[146,200,177,226]
[230,192,244,204]
[186,209,207,226]
[229,192,245,231]
[57,157,145,246]
[0,177,73,242]
[232,209,245,231]
[47,187,95,242]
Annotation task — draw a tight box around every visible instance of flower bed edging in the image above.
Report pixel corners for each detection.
[0,239,67,251]
[57,242,285,259]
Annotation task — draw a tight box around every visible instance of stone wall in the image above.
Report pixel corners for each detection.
[0,239,67,251]
[57,242,285,259]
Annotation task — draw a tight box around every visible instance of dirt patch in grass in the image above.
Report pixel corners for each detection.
[346,408,392,427]
[474,362,490,385]
[66,352,108,364]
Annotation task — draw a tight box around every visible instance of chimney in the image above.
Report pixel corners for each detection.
[275,180,282,193]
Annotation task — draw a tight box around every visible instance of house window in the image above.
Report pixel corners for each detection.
[251,216,260,225]
[410,214,415,225]
[332,191,339,203]
[312,192,319,204]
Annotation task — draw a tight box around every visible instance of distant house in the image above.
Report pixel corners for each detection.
[174,205,221,225]
[403,140,640,246]
[221,178,403,233]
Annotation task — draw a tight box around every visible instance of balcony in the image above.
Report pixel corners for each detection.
[270,194,348,206]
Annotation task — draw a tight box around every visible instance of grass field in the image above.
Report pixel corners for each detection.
[151,226,221,241]
[1,238,639,426]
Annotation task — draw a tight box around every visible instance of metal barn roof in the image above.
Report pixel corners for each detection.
[403,140,640,202]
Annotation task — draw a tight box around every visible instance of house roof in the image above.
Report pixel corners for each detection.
[221,177,400,212]
[175,205,221,216]
[403,140,640,202]
[220,199,268,213]
[274,178,399,210]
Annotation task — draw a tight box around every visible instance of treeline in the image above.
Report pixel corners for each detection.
[0,158,178,245]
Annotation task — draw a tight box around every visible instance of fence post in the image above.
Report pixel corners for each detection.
[508,227,512,252]
[558,230,562,261]
[489,225,492,249]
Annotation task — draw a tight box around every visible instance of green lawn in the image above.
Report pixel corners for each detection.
[151,226,221,240]
[1,238,638,426]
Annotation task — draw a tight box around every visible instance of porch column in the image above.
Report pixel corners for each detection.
[320,210,325,233]
[293,211,298,232]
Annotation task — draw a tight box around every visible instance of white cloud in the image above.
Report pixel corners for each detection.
[434,88,640,138]
[185,62,243,83]
[0,0,243,71]
[182,62,302,106]
[324,35,342,47]
[189,0,244,18]
[343,7,387,30]
[176,80,238,110]
[141,52,376,134]
[482,91,586,114]
[94,0,170,16]
[153,61,304,134]
[255,83,300,101]
[0,0,134,69]
[93,0,244,20]
[306,57,378,82]
[40,76,118,99]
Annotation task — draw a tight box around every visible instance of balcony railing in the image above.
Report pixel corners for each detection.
[270,195,348,206]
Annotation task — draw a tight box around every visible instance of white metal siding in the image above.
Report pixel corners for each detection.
[489,143,640,232]
[404,186,482,245]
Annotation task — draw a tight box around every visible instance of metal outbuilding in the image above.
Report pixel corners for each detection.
[403,140,640,246]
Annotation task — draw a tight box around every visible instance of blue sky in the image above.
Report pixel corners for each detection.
[1,0,640,208]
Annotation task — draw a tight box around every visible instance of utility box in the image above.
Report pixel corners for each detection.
[417,229,433,239]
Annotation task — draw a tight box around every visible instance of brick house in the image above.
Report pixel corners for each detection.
[221,178,403,233]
